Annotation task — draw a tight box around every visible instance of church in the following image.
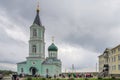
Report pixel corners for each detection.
[17,4,62,77]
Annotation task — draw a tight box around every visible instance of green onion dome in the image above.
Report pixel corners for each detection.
[48,43,58,51]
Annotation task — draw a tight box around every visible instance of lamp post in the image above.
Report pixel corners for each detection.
[72,64,74,78]
[96,63,97,72]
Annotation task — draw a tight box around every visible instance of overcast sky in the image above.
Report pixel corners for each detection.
[0,0,120,72]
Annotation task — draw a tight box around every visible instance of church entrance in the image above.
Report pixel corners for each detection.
[29,67,37,76]
[32,68,36,76]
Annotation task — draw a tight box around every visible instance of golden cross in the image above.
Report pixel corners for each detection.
[52,36,54,43]
[37,0,40,11]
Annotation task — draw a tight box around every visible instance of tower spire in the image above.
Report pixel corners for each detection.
[33,0,42,26]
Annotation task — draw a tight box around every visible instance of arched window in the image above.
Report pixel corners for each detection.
[33,29,37,37]
[21,68,24,72]
[32,45,36,53]
[46,68,49,74]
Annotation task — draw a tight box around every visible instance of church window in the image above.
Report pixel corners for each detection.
[21,68,24,72]
[33,29,37,37]
[49,53,51,57]
[32,62,35,65]
[41,30,42,38]
[32,45,36,53]
[51,53,53,57]
[46,69,49,74]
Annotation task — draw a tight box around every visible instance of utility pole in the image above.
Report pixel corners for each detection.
[96,63,97,72]
[65,68,66,73]
[72,64,74,73]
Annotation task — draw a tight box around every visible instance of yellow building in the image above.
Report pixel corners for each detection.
[98,45,120,77]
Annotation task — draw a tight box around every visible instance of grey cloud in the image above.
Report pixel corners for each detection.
[0,0,120,71]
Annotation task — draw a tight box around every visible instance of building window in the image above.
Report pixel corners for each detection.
[109,66,111,71]
[112,57,114,62]
[114,65,116,70]
[33,29,37,37]
[32,45,36,53]
[114,56,116,62]
[111,50,114,54]
[108,58,110,62]
[112,50,116,54]
[112,66,113,70]
[118,55,120,61]
[118,47,120,52]
[112,65,116,70]
[21,68,24,72]
[118,65,120,70]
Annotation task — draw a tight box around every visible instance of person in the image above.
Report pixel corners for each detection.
[68,73,71,78]
[16,76,19,80]
[46,74,49,78]
[22,73,25,77]
[12,73,17,80]
[54,75,56,78]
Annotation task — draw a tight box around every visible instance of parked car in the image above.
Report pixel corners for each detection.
[85,73,93,78]
[0,74,3,79]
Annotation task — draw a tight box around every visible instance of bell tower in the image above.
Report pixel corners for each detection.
[29,3,45,59]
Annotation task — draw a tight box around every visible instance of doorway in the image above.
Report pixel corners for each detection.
[32,68,36,76]
[29,67,37,76]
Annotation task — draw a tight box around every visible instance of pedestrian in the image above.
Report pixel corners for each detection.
[16,76,19,80]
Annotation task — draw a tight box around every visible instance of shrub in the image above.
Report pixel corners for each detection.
[68,78,74,80]
[84,78,88,80]
[27,77,32,80]
[56,78,60,80]
[111,76,116,79]
[41,78,46,80]
[98,77,102,80]
[48,76,52,79]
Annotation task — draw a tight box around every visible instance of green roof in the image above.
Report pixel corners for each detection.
[48,43,58,51]
[17,61,26,64]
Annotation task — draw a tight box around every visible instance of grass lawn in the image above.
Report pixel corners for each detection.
[24,77,120,80]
